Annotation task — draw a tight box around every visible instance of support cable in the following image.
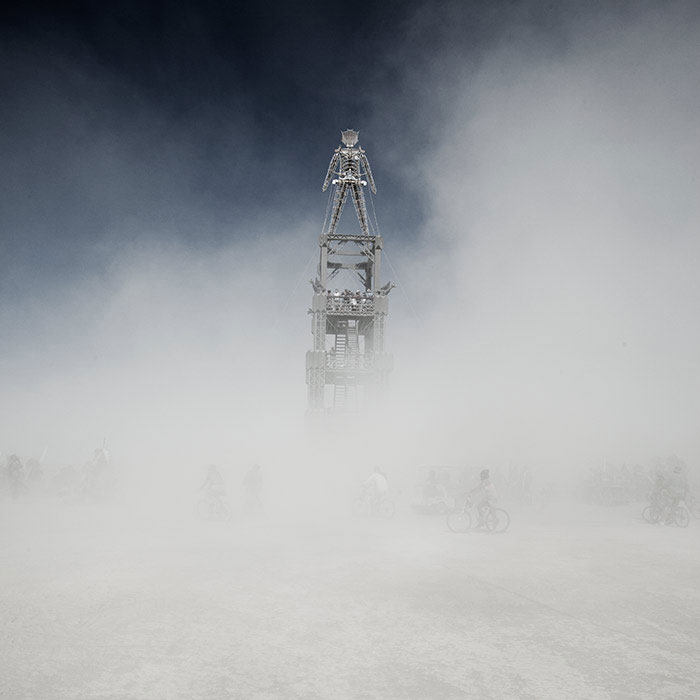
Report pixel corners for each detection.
[382,249,423,326]
[272,249,318,333]
[368,188,421,324]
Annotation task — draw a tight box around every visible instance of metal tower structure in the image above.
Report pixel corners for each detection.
[306,130,393,414]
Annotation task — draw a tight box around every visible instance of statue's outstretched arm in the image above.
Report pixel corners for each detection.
[361,154,377,194]
[322,152,340,192]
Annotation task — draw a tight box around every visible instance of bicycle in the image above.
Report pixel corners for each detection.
[642,501,689,528]
[353,491,395,518]
[197,492,231,521]
[447,497,510,534]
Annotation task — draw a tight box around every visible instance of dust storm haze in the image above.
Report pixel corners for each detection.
[389,2,700,472]
[1,1,699,698]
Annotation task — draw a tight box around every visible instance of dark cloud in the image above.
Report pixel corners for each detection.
[1,0,603,287]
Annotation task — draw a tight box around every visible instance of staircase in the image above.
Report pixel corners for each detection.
[334,332,347,367]
[347,320,359,366]
[332,321,360,411]
[333,382,358,413]
[333,383,346,411]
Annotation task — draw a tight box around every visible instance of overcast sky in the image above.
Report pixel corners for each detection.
[1,1,699,469]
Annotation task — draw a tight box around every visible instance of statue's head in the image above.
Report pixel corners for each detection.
[341,129,359,147]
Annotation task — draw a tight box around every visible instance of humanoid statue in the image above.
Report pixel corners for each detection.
[322,129,377,237]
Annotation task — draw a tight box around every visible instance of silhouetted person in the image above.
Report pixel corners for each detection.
[470,469,498,527]
[6,454,25,498]
[243,464,263,513]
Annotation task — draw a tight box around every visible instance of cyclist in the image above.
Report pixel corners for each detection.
[363,466,389,512]
[201,464,226,500]
[665,465,688,521]
[6,454,25,498]
[649,470,672,512]
[470,469,498,527]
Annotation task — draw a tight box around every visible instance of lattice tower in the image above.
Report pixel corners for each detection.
[306,130,394,414]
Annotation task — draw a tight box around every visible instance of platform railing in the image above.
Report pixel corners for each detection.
[325,295,375,315]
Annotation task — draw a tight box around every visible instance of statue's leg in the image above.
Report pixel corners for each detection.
[328,182,348,235]
[350,184,371,236]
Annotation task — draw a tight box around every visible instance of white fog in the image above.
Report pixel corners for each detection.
[1,2,699,698]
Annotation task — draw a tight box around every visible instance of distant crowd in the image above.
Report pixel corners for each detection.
[326,289,375,303]
[582,456,692,506]
[0,448,266,521]
[1,448,114,502]
[3,447,697,528]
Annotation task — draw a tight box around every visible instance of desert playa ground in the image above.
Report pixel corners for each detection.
[1,500,698,698]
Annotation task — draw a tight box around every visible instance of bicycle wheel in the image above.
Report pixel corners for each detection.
[674,506,690,528]
[447,509,471,533]
[485,508,510,533]
[378,499,395,519]
[642,505,661,524]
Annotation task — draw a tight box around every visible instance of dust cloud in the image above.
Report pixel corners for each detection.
[386,1,700,478]
[1,3,699,697]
